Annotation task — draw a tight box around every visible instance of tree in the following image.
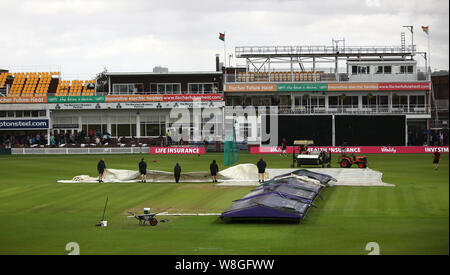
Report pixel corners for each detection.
[95,67,109,94]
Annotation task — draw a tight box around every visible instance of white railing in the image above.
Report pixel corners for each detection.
[235,45,416,57]
[225,71,429,83]
[11,147,150,155]
[276,105,429,115]
[225,105,429,115]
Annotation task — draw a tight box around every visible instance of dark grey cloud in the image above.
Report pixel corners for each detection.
[0,0,447,78]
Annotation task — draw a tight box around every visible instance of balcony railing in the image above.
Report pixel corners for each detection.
[225,105,430,115]
[235,45,416,57]
[224,71,430,83]
[281,105,429,115]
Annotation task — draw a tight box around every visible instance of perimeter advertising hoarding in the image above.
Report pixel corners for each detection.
[225,84,277,92]
[0,97,47,104]
[277,83,328,92]
[162,94,222,101]
[105,95,163,102]
[0,119,50,130]
[105,94,223,102]
[327,83,379,91]
[250,146,449,154]
[224,82,430,92]
[49,101,225,110]
[47,96,105,103]
[378,82,430,90]
[149,147,206,155]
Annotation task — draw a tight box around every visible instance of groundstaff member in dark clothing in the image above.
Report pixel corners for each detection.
[281,138,287,156]
[174,163,181,183]
[139,158,147,183]
[97,158,106,183]
[257,157,267,184]
[210,160,219,183]
[433,149,441,170]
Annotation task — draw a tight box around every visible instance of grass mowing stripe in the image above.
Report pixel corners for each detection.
[0,153,447,254]
[320,187,341,214]
[394,185,409,216]
[342,187,361,216]
[376,186,389,215]
[0,185,41,200]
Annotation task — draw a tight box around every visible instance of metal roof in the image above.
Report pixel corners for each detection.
[105,71,222,76]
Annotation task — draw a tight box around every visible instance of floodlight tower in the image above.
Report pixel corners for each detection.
[402,25,414,54]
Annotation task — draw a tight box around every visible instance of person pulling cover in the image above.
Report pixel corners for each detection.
[210,160,219,183]
[257,157,267,184]
[433,149,441,170]
[139,158,147,182]
[174,163,181,183]
[97,157,106,183]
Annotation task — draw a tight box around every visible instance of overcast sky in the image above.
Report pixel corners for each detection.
[0,0,448,79]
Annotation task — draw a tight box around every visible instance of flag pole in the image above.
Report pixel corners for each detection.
[223,32,226,70]
[427,29,431,74]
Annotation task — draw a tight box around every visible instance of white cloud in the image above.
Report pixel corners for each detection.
[0,0,447,77]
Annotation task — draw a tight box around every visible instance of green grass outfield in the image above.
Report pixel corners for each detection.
[0,152,448,255]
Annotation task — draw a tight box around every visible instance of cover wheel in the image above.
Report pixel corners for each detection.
[340,159,350,168]
[150,218,158,226]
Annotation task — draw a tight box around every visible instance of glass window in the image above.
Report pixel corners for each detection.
[150,84,157,93]
[189,84,200,93]
[329,96,338,106]
[112,83,144,94]
[417,95,425,105]
[166,84,173,93]
[155,83,181,94]
[409,95,425,108]
[131,124,136,137]
[15,111,23,117]
[384,66,391,74]
[379,96,388,106]
[39,110,46,117]
[301,96,309,106]
[357,66,370,74]
[188,83,218,94]
[134,84,144,93]
[157,84,165,93]
[111,124,117,136]
[362,96,376,106]
[0,111,6,117]
[319,97,325,107]
[376,66,383,74]
[7,111,14,117]
[117,124,130,137]
[32,111,39,117]
[146,124,160,136]
[204,83,212,92]
[352,66,357,73]
[172,84,180,93]
[400,65,413,74]
[342,96,358,107]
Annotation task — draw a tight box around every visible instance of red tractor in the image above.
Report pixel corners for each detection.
[339,146,368,168]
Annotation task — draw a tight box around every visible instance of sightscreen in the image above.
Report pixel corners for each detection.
[277,115,332,146]
[335,115,405,146]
